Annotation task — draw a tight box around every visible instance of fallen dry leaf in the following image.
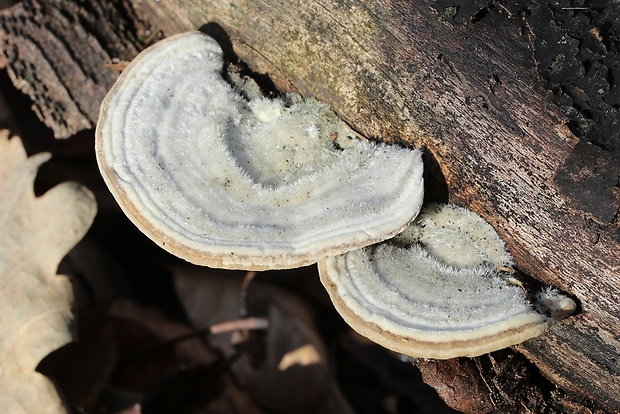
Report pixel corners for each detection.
[174,266,356,414]
[107,298,221,379]
[0,131,96,413]
[278,343,322,371]
[114,403,141,414]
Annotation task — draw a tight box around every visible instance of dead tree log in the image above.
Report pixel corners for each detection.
[1,0,618,412]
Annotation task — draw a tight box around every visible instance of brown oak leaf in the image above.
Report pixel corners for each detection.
[0,131,96,413]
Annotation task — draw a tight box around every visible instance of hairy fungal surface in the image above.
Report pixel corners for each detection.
[96,32,424,270]
[319,204,576,359]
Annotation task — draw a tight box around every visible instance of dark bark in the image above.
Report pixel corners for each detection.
[0,0,145,138]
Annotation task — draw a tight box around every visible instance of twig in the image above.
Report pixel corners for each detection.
[210,317,269,334]
[239,271,258,317]
[117,316,269,364]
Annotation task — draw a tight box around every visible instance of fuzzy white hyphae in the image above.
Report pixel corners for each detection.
[319,204,576,359]
[96,32,425,270]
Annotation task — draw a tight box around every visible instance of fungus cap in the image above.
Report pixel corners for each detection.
[319,204,576,359]
[96,32,425,270]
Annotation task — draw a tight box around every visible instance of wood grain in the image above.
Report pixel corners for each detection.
[132,1,619,410]
[0,0,145,138]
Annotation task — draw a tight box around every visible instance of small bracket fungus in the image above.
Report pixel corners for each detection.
[96,32,424,270]
[319,204,576,359]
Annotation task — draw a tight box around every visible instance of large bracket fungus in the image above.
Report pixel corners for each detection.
[96,32,424,270]
[319,204,576,359]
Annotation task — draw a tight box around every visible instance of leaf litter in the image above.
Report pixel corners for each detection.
[0,129,455,413]
[0,130,96,414]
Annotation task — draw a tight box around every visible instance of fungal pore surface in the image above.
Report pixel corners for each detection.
[319,204,576,359]
[96,32,424,270]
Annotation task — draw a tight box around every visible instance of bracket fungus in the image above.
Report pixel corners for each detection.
[95,32,424,270]
[319,204,576,359]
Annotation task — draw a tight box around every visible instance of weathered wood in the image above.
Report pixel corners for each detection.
[1,0,618,411]
[129,2,620,411]
[416,353,575,413]
[0,0,146,138]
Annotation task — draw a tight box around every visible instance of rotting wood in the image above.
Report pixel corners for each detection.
[0,0,146,138]
[1,0,618,412]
